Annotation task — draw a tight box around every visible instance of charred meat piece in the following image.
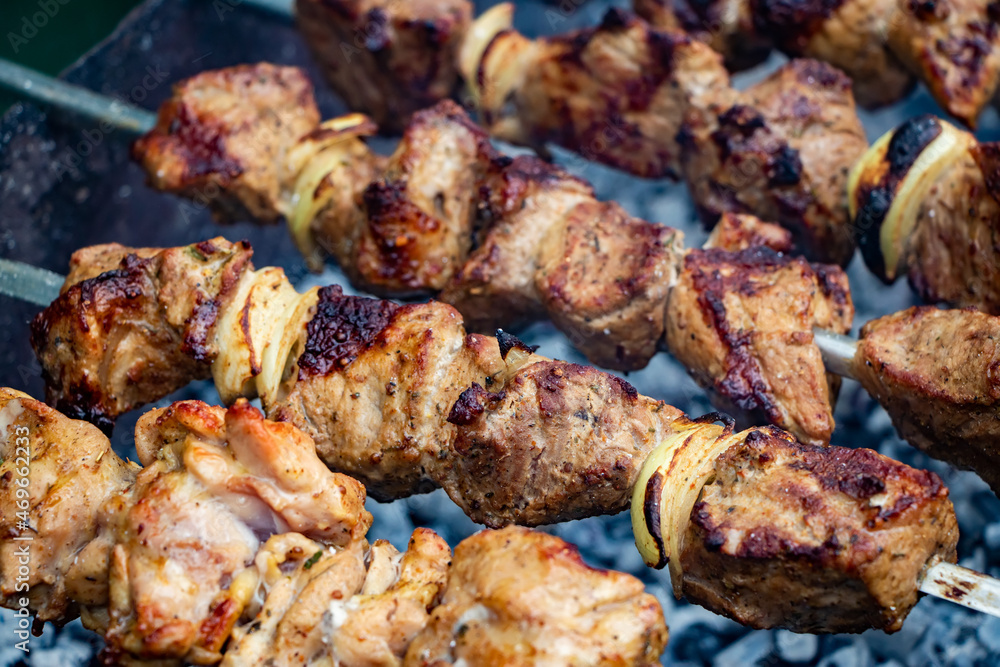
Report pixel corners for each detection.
[296,0,472,133]
[445,351,685,527]
[682,60,867,266]
[440,155,595,332]
[680,427,957,633]
[0,388,138,625]
[406,525,669,666]
[271,287,506,501]
[132,63,320,222]
[535,201,685,371]
[463,6,732,179]
[854,307,1000,494]
[350,101,496,295]
[888,0,1000,127]
[30,238,252,429]
[665,247,853,446]
[703,212,795,254]
[634,0,772,70]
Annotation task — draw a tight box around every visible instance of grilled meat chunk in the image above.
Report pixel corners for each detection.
[445,352,685,527]
[887,0,1000,127]
[30,239,252,429]
[132,64,320,222]
[349,101,496,295]
[680,427,958,633]
[440,156,595,331]
[0,388,138,624]
[296,0,471,133]
[406,526,669,666]
[703,212,795,254]
[854,307,1000,494]
[665,247,853,446]
[682,60,867,266]
[271,287,505,501]
[464,7,732,179]
[105,400,371,662]
[535,201,685,370]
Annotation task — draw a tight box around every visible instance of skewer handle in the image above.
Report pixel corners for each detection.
[813,326,859,380]
[920,561,1000,619]
[0,57,156,134]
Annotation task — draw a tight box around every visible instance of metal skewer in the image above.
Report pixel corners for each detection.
[0,258,994,620]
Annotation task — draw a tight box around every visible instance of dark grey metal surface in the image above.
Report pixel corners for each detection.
[1,1,999,665]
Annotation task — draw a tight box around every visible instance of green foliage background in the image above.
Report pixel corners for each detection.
[1,0,143,110]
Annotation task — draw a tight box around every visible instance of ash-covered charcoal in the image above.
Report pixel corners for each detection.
[1,0,1000,665]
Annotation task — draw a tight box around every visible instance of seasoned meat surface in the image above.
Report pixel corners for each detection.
[682,60,867,266]
[703,212,794,253]
[0,388,138,624]
[445,353,685,527]
[30,239,253,429]
[665,247,853,445]
[405,526,669,666]
[535,201,685,370]
[681,428,958,633]
[271,288,505,500]
[888,0,1000,127]
[296,0,471,132]
[854,307,1000,494]
[132,64,320,222]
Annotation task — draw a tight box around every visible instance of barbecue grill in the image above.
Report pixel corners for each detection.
[1,1,1000,664]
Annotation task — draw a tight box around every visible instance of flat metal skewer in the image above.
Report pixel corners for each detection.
[0,57,156,134]
[0,255,995,620]
[240,0,295,17]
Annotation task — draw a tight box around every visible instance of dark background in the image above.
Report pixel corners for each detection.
[1,0,143,110]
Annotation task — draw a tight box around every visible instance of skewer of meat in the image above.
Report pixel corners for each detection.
[3,274,991,635]
[0,388,668,664]
[634,0,1000,127]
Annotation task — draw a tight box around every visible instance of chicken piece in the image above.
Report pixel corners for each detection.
[132,64,320,222]
[349,101,496,295]
[853,307,1000,494]
[104,399,371,663]
[30,238,253,430]
[296,0,472,133]
[703,212,794,254]
[634,0,772,70]
[665,247,853,446]
[444,341,685,527]
[0,388,138,625]
[440,156,595,331]
[271,287,505,501]
[406,526,669,666]
[682,60,867,266]
[535,201,685,370]
[679,427,958,633]
[904,143,1000,314]
[887,0,1000,127]
[463,6,732,179]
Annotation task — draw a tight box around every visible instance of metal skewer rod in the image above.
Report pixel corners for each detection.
[813,327,859,380]
[0,58,156,134]
[240,0,295,17]
[0,259,994,620]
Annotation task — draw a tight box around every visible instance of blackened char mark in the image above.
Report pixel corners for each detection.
[854,115,942,281]
[972,142,1000,205]
[297,285,399,378]
[447,383,506,426]
[495,329,538,360]
[751,0,846,53]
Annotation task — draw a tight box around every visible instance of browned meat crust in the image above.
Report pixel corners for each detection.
[131,63,320,222]
[295,0,471,133]
[444,356,685,527]
[30,239,252,430]
[888,0,1000,127]
[681,60,867,266]
[855,307,1000,494]
[406,526,669,666]
[665,247,853,445]
[703,212,795,254]
[681,427,958,633]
